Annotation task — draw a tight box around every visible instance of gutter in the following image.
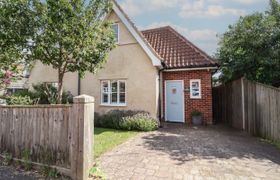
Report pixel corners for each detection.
[163,67,218,72]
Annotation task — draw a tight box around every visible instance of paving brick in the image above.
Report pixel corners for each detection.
[100,125,280,180]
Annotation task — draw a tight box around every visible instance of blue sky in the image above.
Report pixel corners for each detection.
[117,0,273,56]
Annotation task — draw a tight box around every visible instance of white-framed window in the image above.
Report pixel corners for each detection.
[112,23,119,43]
[190,79,201,99]
[43,82,59,89]
[101,80,126,106]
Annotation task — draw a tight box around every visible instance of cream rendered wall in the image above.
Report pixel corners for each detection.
[28,61,79,96]
[81,11,159,118]
[27,11,159,118]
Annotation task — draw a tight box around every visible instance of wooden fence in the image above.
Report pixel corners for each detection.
[213,78,280,142]
[0,95,95,180]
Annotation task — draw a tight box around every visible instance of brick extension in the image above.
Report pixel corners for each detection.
[162,70,213,125]
[142,26,216,124]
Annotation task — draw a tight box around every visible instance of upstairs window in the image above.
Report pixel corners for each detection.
[112,24,119,43]
[190,79,201,99]
[101,80,126,106]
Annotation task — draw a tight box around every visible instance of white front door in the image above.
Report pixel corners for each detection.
[165,81,184,123]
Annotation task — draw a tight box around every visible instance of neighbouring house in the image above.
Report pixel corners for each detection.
[0,66,30,96]
[5,77,29,95]
[27,0,218,124]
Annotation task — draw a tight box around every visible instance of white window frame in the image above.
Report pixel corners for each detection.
[190,79,201,99]
[112,23,120,44]
[101,80,126,106]
[44,82,59,90]
[101,80,110,105]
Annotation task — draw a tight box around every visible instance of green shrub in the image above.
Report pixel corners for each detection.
[95,110,159,131]
[2,151,13,165]
[191,110,202,117]
[32,83,73,104]
[42,166,60,178]
[2,83,73,105]
[89,163,106,180]
[22,149,32,170]
[95,110,145,129]
[5,95,33,105]
[275,141,280,149]
[12,89,34,98]
[120,113,159,131]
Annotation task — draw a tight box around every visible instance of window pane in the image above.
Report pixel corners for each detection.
[192,82,199,89]
[119,81,125,93]
[192,90,199,97]
[102,81,109,93]
[102,93,108,103]
[191,81,200,97]
[111,81,118,93]
[112,24,119,42]
[119,93,126,104]
[111,92,118,103]
[51,82,59,89]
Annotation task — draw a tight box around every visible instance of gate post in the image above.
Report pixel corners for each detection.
[71,95,95,180]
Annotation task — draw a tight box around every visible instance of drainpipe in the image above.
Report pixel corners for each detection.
[78,73,81,95]
[158,68,164,128]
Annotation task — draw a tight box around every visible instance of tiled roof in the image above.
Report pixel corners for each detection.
[141,26,218,69]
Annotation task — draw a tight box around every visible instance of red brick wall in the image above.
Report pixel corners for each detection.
[162,70,213,125]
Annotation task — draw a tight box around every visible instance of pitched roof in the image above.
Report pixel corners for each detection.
[141,26,218,69]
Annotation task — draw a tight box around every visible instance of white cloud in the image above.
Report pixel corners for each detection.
[179,0,246,18]
[120,0,247,18]
[119,0,141,16]
[207,0,223,3]
[207,0,263,4]
[119,0,181,16]
[188,29,219,55]
[149,0,181,8]
[141,22,219,55]
[207,5,245,16]
[188,29,217,41]
[232,0,263,5]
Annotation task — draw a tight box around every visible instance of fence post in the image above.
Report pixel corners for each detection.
[241,77,245,130]
[72,95,95,180]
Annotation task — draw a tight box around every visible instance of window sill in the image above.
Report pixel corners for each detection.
[190,97,202,99]
[100,104,127,107]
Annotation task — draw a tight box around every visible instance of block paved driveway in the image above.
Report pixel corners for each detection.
[100,124,280,180]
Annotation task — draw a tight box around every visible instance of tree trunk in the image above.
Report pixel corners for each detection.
[57,69,64,104]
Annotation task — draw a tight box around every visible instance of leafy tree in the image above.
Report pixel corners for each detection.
[0,0,35,90]
[216,0,280,86]
[29,0,116,103]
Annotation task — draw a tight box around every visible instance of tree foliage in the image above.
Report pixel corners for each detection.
[216,0,280,86]
[0,0,35,90]
[1,0,116,102]
[30,0,116,103]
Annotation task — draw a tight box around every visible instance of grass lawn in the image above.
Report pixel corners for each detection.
[94,128,139,159]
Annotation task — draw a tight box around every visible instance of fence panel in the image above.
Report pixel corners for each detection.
[0,105,72,168]
[0,95,95,179]
[213,78,280,142]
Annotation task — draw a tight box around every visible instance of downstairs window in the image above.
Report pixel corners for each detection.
[101,80,126,106]
[190,79,201,99]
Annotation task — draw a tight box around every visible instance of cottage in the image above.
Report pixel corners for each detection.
[28,0,218,124]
